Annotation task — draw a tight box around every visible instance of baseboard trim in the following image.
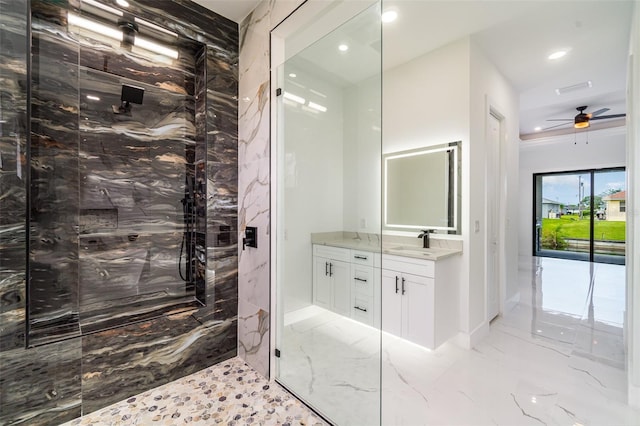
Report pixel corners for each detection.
[455,321,490,349]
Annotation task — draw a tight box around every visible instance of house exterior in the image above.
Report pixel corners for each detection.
[542,198,562,218]
[603,190,626,221]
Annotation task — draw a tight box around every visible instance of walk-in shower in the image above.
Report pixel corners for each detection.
[27,0,207,346]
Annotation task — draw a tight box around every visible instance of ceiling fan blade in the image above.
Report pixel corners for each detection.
[546,119,573,121]
[590,108,610,117]
[590,113,626,120]
[542,122,573,131]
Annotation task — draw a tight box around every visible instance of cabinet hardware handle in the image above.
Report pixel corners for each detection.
[402,277,406,295]
[395,276,399,294]
[329,262,333,277]
[354,277,368,283]
[354,306,367,312]
[354,255,368,260]
[325,262,328,276]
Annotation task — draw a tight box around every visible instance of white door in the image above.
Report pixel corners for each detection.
[330,260,351,316]
[381,269,402,336]
[487,113,501,321]
[402,273,433,348]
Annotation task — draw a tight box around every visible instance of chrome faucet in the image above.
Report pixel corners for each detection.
[418,229,435,248]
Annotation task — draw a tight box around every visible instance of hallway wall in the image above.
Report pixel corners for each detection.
[0,1,238,423]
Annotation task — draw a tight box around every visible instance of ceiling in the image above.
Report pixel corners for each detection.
[192,0,261,23]
[197,0,634,140]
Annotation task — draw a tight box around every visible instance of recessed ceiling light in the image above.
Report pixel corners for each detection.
[381,10,398,23]
[338,44,349,52]
[534,126,542,132]
[548,50,567,60]
[116,0,130,7]
[289,73,297,78]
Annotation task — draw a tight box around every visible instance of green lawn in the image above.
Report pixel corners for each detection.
[542,216,626,241]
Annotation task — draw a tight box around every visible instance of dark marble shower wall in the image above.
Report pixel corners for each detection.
[0,0,238,424]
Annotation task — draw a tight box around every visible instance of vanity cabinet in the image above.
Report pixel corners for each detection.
[313,245,352,316]
[313,245,380,325]
[381,269,434,347]
[381,254,458,349]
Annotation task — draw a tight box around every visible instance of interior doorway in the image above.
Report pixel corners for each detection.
[533,168,626,265]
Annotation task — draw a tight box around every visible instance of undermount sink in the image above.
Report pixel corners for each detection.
[389,246,433,256]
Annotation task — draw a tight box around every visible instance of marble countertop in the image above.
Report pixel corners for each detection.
[312,233,462,261]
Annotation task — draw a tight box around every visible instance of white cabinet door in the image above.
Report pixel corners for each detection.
[381,269,402,337]
[401,273,434,348]
[330,260,351,316]
[313,256,331,309]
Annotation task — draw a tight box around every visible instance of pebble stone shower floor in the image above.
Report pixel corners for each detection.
[63,357,327,426]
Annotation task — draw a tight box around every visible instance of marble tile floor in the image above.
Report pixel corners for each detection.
[278,256,640,425]
[62,357,327,426]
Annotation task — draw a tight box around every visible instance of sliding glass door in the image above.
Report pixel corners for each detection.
[533,168,625,264]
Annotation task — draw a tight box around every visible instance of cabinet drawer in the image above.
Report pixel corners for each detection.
[313,244,350,262]
[382,255,434,278]
[352,295,374,326]
[351,264,374,297]
[351,250,374,266]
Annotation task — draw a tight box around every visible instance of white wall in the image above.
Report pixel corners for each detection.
[343,75,382,234]
[383,39,471,155]
[282,67,345,313]
[517,129,626,257]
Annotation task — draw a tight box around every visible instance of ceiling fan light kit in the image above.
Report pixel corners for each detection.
[544,105,626,132]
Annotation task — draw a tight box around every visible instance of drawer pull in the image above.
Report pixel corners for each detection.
[325,262,328,276]
[354,277,368,283]
[354,255,368,260]
[395,276,399,294]
[402,277,406,295]
[354,306,368,312]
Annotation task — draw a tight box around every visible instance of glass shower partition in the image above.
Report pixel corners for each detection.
[274,3,382,425]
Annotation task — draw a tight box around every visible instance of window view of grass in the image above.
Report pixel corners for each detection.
[541,215,626,251]
[537,170,626,258]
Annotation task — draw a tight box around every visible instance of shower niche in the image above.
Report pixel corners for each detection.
[27,1,208,346]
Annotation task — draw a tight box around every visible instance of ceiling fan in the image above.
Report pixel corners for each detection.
[545,106,626,130]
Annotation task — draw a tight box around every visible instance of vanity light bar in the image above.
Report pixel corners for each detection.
[135,17,179,38]
[82,0,124,16]
[68,12,123,41]
[134,36,179,59]
[283,91,305,105]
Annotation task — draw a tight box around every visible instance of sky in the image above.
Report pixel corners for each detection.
[542,171,626,205]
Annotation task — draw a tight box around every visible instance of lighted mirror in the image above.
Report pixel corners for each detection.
[383,141,461,233]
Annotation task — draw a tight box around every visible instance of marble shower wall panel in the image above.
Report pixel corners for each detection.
[29,5,81,345]
[237,0,304,379]
[77,68,201,332]
[0,0,238,423]
[0,338,82,424]
[0,0,27,352]
[80,311,236,413]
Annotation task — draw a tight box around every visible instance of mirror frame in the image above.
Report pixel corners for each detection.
[383,141,461,234]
